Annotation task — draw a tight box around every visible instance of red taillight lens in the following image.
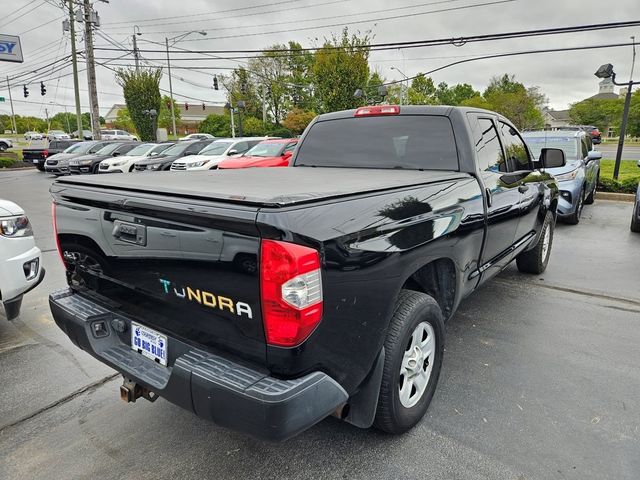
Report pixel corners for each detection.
[52,202,66,268]
[43,149,49,157]
[354,105,400,117]
[260,239,323,347]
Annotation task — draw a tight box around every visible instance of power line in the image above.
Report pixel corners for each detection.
[101,0,307,26]
[381,41,640,86]
[93,19,640,56]
[0,1,47,28]
[18,14,65,35]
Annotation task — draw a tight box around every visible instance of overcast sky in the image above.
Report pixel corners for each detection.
[1,0,638,119]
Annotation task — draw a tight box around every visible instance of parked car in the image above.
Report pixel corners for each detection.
[68,142,138,174]
[100,129,138,141]
[579,125,601,144]
[178,133,215,141]
[523,130,601,224]
[0,137,13,152]
[47,130,70,141]
[72,129,94,140]
[218,138,299,169]
[49,105,564,440]
[24,131,43,141]
[0,199,44,320]
[170,137,263,171]
[45,141,112,175]
[23,139,82,172]
[631,161,640,233]
[134,140,214,171]
[99,142,174,173]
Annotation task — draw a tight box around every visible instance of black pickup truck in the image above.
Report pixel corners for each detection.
[49,106,565,440]
[22,139,81,171]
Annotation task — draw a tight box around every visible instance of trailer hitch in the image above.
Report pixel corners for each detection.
[120,379,159,403]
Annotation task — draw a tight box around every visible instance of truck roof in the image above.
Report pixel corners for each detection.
[53,168,466,207]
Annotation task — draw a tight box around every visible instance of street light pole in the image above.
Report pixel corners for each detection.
[132,25,141,72]
[165,31,206,139]
[391,66,409,105]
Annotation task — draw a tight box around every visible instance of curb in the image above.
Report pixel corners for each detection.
[596,191,635,202]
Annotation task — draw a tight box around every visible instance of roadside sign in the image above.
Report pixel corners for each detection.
[0,97,4,102]
[0,34,23,63]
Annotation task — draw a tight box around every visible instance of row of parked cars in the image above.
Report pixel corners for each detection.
[41,136,299,175]
[24,129,138,142]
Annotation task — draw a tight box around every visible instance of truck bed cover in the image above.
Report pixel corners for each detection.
[54,167,466,207]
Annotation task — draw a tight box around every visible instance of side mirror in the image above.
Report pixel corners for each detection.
[113,152,121,157]
[587,150,602,161]
[282,151,293,159]
[227,149,238,156]
[539,148,565,169]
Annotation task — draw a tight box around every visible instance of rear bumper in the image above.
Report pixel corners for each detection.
[49,288,348,441]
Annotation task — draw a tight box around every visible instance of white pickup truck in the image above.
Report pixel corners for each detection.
[0,199,45,320]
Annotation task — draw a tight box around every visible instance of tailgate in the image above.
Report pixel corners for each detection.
[52,184,266,365]
[22,149,45,160]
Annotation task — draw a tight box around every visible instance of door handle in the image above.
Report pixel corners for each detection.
[518,184,529,193]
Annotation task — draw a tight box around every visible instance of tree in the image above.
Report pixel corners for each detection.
[158,95,181,131]
[569,97,623,134]
[282,109,316,134]
[115,68,162,141]
[406,75,437,105]
[287,41,316,111]
[198,113,232,137]
[242,116,266,136]
[113,107,136,133]
[222,68,262,119]
[312,28,371,112]
[249,44,291,125]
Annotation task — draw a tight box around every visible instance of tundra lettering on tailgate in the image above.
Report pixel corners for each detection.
[158,278,253,319]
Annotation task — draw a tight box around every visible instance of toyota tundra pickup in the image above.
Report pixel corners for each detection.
[49,106,565,441]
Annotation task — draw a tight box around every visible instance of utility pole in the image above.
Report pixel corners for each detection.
[165,38,177,138]
[67,0,83,137]
[5,76,17,134]
[132,25,141,72]
[45,108,50,131]
[262,84,267,125]
[83,0,101,140]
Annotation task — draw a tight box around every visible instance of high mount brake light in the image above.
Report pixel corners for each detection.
[260,240,323,347]
[354,105,400,117]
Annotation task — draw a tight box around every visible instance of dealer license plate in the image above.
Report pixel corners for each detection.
[32,159,39,164]
[131,322,168,366]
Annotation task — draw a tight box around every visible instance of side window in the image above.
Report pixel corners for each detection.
[499,122,531,171]
[474,118,506,173]
[581,137,589,157]
[284,142,297,153]
[233,141,249,153]
[187,143,205,154]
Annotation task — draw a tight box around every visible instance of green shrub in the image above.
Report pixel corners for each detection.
[267,127,293,138]
[598,176,639,194]
[0,157,17,168]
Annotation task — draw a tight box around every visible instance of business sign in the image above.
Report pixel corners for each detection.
[0,34,23,63]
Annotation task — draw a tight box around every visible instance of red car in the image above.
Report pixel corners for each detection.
[218,138,298,169]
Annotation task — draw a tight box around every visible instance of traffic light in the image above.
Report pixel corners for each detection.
[213,75,219,90]
[40,82,46,96]
[240,82,247,95]
[202,103,205,111]
[184,103,188,111]
[23,85,29,98]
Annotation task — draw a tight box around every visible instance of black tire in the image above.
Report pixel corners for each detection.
[374,290,445,434]
[516,210,554,274]
[565,187,584,225]
[631,198,640,233]
[92,163,100,174]
[585,175,598,205]
[0,142,8,152]
[36,164,45,172]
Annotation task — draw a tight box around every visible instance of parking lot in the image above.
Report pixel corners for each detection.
[0,169,639,480]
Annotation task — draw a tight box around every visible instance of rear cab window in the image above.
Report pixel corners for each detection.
[294,115,459,170]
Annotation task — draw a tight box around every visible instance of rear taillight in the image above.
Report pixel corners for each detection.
[52,202,66,268]
[43,150,49,157]
[354,105,400,117]
[260,240,323,347]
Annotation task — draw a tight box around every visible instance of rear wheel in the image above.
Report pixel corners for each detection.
[631,198,640,233]
[585,175,598,205]
[565,187,584,225]
[374,290,445,434]
[516,210,554,274]
[0,142,8,152]
[92,163,100,174]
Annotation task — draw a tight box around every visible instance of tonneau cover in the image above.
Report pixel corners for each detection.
[54,167,466,207]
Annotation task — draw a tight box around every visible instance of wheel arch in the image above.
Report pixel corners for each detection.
[399,257,457,321]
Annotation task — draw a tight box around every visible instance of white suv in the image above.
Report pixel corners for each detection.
[99,142,173,173]
[170,137,264,171]
[101,129,138,141]
[0,200,44,320]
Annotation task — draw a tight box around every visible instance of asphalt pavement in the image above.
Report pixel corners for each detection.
[597,143,640,161]
[1,170,639,480]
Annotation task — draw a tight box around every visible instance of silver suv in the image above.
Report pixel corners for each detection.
[101,129,138,141]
